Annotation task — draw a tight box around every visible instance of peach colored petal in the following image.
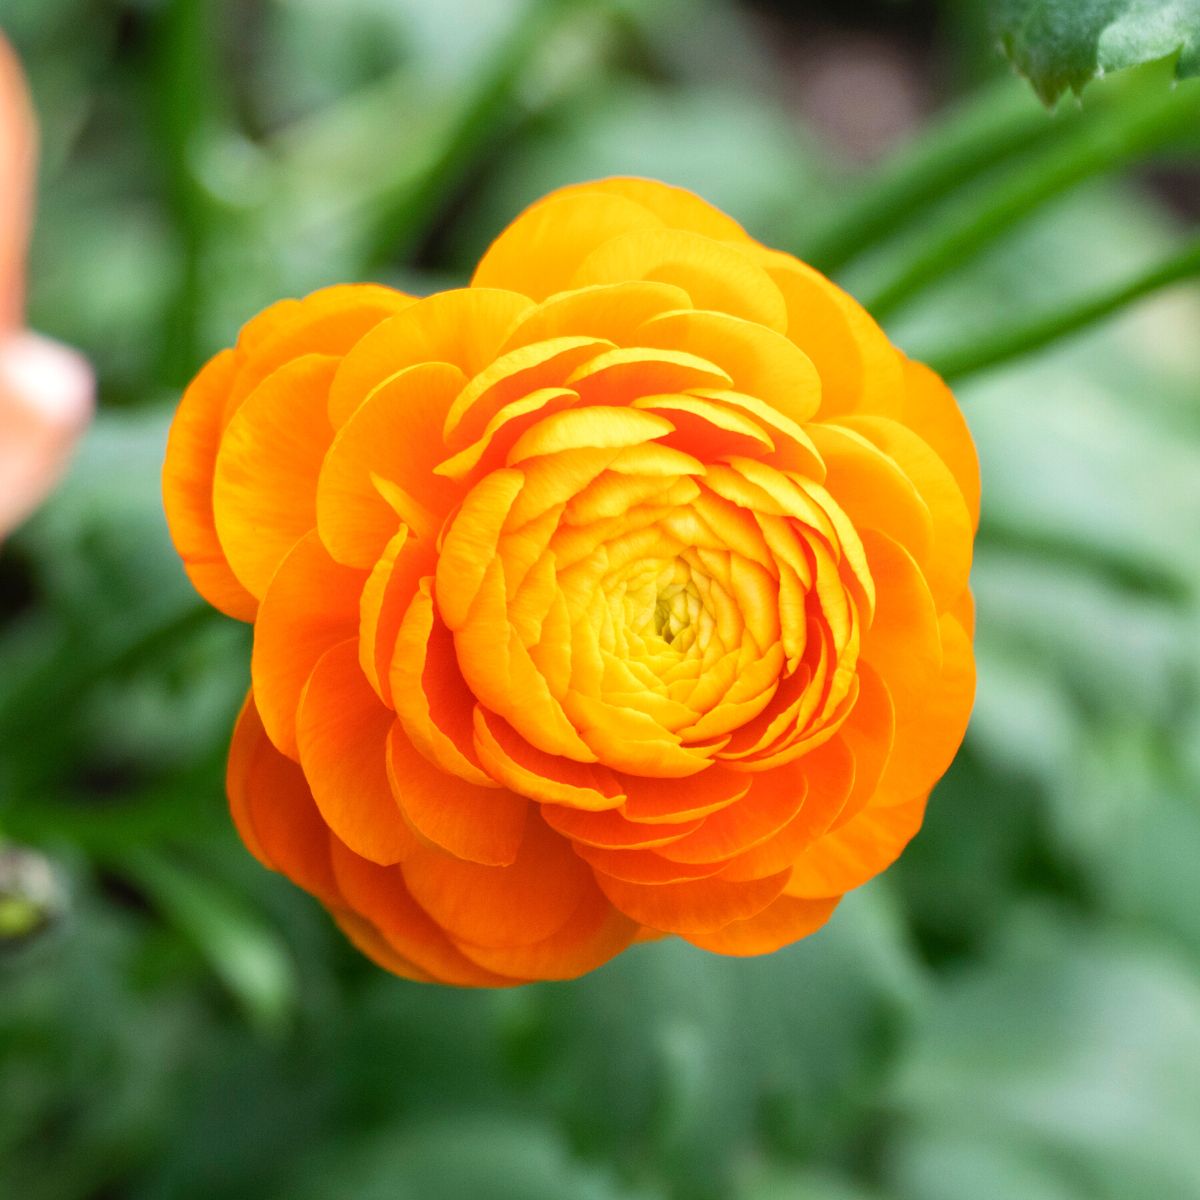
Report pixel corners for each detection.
[0,332,94,539]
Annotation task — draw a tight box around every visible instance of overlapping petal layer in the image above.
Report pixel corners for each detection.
[164,178,978,985]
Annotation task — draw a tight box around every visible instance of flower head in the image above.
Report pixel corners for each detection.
[0,36,93,540]
[164,179,977,985]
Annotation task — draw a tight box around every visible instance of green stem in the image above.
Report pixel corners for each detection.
[366,0,602,269]
[798,77,1054,275]
[925,234,1200,382]
[860,80,1200,321]
[150,0,231,381]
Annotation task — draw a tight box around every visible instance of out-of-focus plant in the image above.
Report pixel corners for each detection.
[0,34,92,540]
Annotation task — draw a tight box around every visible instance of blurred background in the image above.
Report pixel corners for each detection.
[2,1,1199,1197]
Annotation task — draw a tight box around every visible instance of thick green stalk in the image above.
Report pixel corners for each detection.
[151,0,231,381]
[799,77,1054,274]
[861,80,1200,321]
[366,0,601,269]
[926,234,1200,381]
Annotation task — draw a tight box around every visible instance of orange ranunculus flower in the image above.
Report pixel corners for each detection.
[0,36,93,539]
[163,178,977,985]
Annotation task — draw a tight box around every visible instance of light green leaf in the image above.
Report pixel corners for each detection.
[119,850,297,1033]
[993,0,1200,103]
[889,912,1200,1199]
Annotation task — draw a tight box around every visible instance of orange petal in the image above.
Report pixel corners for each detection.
[595,867,790,936]
[162,349,257,619]
[572,843,726,884]
[295,639,417,865]
[251,530,363,759]
[386,721,529,867]
[718,738,856,882]
[840,414,974,609]
[316,361,466,565]
[825,663,895,832]
[389,579,495,785]
[327,288,533,426]
[656,775,808,864]
[223,284,411,420]
[565,344,731,405]
[752,250,902,418]
[506,405,674,465]
[632,393,774,460]
[435,468,524,630]
[859,529,942,691]
[787,794,927,898]
[876,611,974,803]
[212,354,337,597]
[636,308,821,424]
[579,177,755,243]
[809,423,932,566]
[226,691,341,907]
[473,706,625,810]
[901,357,980,530]
[498,281,692,351]
[685,893,838,955]
[333,910,437,984]
[619,767,751,823]
[401,811,595,949]
[472,187,664,297]
[452,883,637,981]
[443,335,611,449]
[360,527,434,706]
[544,800,702,850]
[572,228,788,332]
[330,843,516,987]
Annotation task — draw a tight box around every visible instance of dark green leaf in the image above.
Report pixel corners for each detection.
[993,0,1200,103]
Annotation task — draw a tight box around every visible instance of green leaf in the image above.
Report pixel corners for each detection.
[888,911,1200,1200]
[994,0,1200,103]
[119,850,297,1033]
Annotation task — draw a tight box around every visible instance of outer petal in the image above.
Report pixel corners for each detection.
[580,177,755,243]
[162,350,257,618]
[787,795,927,898]
[572,228,789,333]
[163,286,407,616]
[900,357,981,529]
[472,188,664,298]
[327,288,532,426]
[295,639,417,865]
[212,354,338,598]
[330,842,516,987]
[251,530,363,759]
[452,884,637,981]
[685,894,838,955]
[317,360,467,562]
[227,691,341,907]
[594,867,791,937]
[401,811,597,950]
[386,721,528,867]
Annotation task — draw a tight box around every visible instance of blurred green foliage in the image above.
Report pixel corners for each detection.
[1,1,1199,1198]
